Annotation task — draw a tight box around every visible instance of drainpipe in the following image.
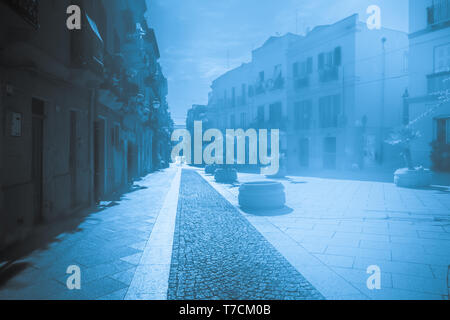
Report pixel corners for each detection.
[88,88,96,207]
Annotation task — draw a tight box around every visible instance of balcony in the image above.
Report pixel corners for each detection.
[427,0,450,26]
[294,76,309,90]
[319,66,339,83]
[427,71,450,94]
[70,13,104,86]
[252,117,288,131]
[255,83,265,95]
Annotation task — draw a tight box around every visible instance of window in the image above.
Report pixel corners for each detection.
[334,47,342,66]
[269,102,282,124]
[257,106,265,124]
[434,43,450,73]
[259,71,265,82]
[241,84,246,105]
[273,65,282,78]
[318,53,324,70]
[427,1,450,26]
[294,100,312,130]
[248,85,254,97]
[230,114,236,128]
[240,113,247,128]
[293,62,299,78]
[319,95,341,128]
[436,118,450,144]
[318,47,341,70]
[306,57,313,73]
[232,87,236,107]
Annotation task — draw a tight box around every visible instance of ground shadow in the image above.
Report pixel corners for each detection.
[0,261,31,287]
[240,206,294,216]
[398,185,450,194]
[0,169,167,278]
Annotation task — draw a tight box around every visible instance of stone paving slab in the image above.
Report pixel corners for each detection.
[125,168,181,300]
[167,169,324,300]
[197,168,450,300]
[0,167,178,300]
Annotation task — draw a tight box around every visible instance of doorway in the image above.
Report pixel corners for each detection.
[323,137,337,169]
[69,111,78,208]
[32,98,44,224]
[299,138,309,168]
[127,142,136,183]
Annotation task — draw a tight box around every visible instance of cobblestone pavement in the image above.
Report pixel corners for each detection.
[167,169,323,300]
[199,169,450,300]
[0,167,177,300]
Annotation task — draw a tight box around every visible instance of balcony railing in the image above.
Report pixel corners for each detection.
[71,13,104,76]
[427,0,450,26]
[427,71,450,94]
[319,66,339,83]
[294,76,309,90]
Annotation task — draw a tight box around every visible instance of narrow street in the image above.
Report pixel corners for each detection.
[0,167,322,300]
[0,165,449,300]
[167,170,322,300]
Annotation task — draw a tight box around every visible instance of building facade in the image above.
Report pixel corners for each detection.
[406,0,450,170]
[287,14,408,172]
[0,0,172,249]
[208,34,300,159]
[205,14,408,172]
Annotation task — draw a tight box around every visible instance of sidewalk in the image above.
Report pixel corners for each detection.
[0,167,178,300]
[198,169,450,300]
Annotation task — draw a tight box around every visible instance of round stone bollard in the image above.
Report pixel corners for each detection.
[205,164,217,175]
[214,168,238,183]
[239,181,286,210]
[394,167,431,188]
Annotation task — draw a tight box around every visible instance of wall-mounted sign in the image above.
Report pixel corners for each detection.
[10,112,22,137]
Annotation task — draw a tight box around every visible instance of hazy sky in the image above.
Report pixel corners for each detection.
[146,0,409,125]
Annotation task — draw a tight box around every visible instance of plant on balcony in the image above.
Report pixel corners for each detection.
[272,74,285,90]
[255,82,265,95]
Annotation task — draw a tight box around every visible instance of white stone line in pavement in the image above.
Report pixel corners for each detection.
[196,169,368,300]
[125,167,182,300]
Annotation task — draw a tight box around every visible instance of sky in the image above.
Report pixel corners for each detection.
[146,0,409,125]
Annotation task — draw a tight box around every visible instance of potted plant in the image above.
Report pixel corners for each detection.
[386,126,431,188]
[214,165,238,183]
[205,164,218,175]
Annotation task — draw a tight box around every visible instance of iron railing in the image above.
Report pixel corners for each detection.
[427,0,450,26]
